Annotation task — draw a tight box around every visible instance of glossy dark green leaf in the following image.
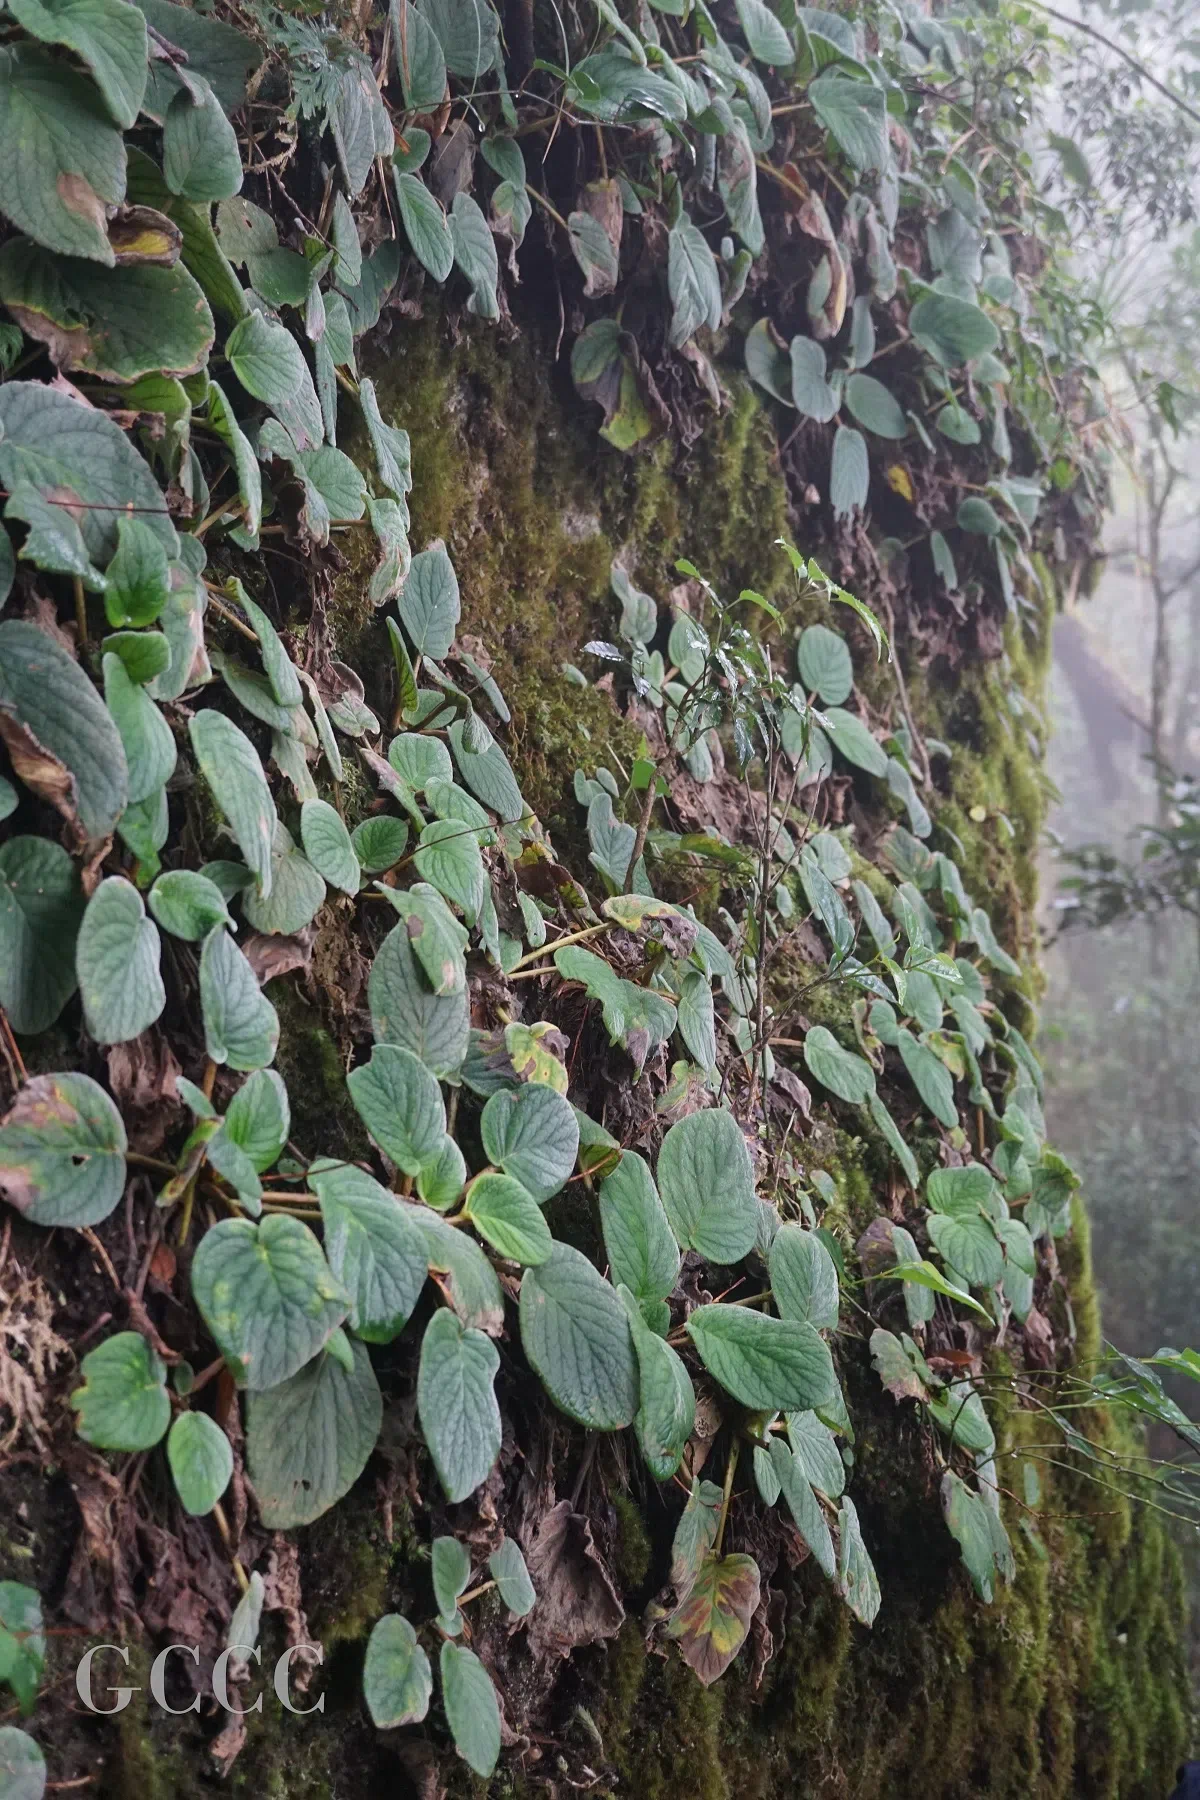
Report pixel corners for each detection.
[0,619,128,839]
[0,44,126,262]
[0,837,84,1034]
[163,77,242,203]
[0,238,214,384]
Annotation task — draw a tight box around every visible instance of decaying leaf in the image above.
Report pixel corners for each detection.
[524,1502,625,1664]
[665,1550,761,1685]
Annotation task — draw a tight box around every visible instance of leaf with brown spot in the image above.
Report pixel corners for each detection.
[665,1551,761,1685]
[0,237,214,382]
[0,1071,127,1227]
[869,1327,929,1403]
[107,207,183,266]
[0,713,78,823]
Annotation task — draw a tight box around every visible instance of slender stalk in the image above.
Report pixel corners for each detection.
[714,1438,741,1556]
[73,576,88,650]
[509,921,611,973]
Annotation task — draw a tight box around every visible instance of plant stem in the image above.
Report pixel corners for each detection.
[715,1438,741,1556]
[509,921,611,973]
[73,577,88,649]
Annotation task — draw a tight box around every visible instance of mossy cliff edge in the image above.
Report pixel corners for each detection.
[51,313,1180,1800]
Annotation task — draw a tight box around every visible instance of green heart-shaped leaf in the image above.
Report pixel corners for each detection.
[413,1208,504,1335]
[599,1151,679,1302]
[656,1109,758,1264]
[769,1223,839,1330]
[803,1025,875,1104]
[0,1725,46,1800]
[77,876,165,1045]
[0,1072,126,1227]
[247,1335,381,1528]
[310,1158,429,1341]
[189,710,277,896]
[362,1613,431,1728]
[347,1044,446,1175]
[439,1642,501,1779]
[480,1083,578,1202]
[167,1411,233,1515]
[464,1171,551,1265]
[299,799,360,895]
[418,1309,502,1505]
[191,1214,348,1389]
[199,927,280,1070]
[71,1331,170,1450]
[0,837,84,1034]
[488,1538,535,1616]
[0,619,128,839]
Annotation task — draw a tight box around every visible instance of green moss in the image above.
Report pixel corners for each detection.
[611,1492,652,1591]
[267,976,369,1161]
[133,306,1184,1800]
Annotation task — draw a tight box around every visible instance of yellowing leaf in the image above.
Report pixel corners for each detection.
[885,464,914,501]
[665,1551,760,1685]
